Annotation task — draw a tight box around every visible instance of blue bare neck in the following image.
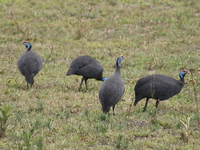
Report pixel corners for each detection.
[24,42,32,51]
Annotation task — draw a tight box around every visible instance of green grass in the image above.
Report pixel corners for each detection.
[0,0,200,149]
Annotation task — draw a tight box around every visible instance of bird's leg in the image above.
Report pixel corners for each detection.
[30,82,34,88]
[143,98,149,112]
[112,105,115,115]
[85,79,88,90]
[78,78,84,91]
[31,80,34,87]
[155,99,160,109]
[155,99,160,113]
[26,83,29,90]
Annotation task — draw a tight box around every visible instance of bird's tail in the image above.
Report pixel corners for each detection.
[134,94,144,106]
[134,98,140,106]
[102,106,110,114]
[25,74,34,85]
[66,68,74,75]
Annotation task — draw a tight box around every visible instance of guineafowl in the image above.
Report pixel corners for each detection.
[66,55,106,91]
[18,41,42,89]
[134,70,188,112]
[99,56,125,114]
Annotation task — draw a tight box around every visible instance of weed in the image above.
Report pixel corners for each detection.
[15,111,23,123]
[17,123,44,150]
[21,130,33,149]
[115,134,129,149]
[85,109,90,123]
[36,100,45,112]
[180,115,193,143]
[97,113,107,121]
[189,68,199,122]
[0,105,11,138]
[65,109,70,123]
[18,130,44,150]
[115,134,123,149]
[35,136,44,150]
[45,121,52,130]
[28,100,44,112]
[96,122,108,134]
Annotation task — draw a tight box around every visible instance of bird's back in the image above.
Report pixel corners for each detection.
[99,71,124,109]
[135,74,184,101]
[18,51,42,76]
[66,55,103,80]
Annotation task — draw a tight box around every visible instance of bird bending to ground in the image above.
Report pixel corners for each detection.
[99,55,125,114]
[134,70,188,112]
[18,40,42,89]
[66,55,106,91]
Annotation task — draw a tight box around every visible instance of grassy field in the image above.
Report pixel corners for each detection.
[0,0,200,149]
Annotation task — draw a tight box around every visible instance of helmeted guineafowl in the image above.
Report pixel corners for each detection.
[134,70,188,112]
[99,56,125,114]
[66,55,106,91]
[18,41,42,89]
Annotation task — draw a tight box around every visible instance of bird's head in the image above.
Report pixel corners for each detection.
[116,55,124,67]
[179,70,188,79]
[22,39,32,51]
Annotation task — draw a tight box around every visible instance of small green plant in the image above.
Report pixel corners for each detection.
[96,122,108,133]
[180,115,193,143]
[18,129,44,150]
[35,136,44,150]
[28,107,34,112]
[189,68,199,122]
[21,130,33,149]
[97,113,107,121]
[28,100,45,112]
[74,19,88,40]
[115,134,123,149]
[36,100,45,112]
[85,109,90,123]
[65,109,70,123]
[108,0,118,6]
[115,134,129,149]
[43,120,52,130]
[122,138,129,149]
[15,111,23,123]
[0,104,11,138]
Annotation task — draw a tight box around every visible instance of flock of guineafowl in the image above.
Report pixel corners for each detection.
[18,39,188,114]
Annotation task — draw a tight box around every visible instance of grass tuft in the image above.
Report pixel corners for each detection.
[0,105,11,138]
